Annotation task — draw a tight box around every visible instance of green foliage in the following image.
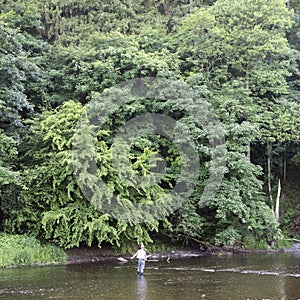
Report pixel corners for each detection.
[243,237,269,250]
[41,204,119,248]
[36,0,165,44]
[173,0,299,249]
[0,0,42,36]
[0,22,34,130]
[214,228,241,246]
[0,130,20,186]
[9,100,164,249]
[170,118,281,246]
[288,0,300,51]
[0,233,67,267]
[0,129,23,230]
[1,0,299,252]
[0,6,48,132]
[176,0,293,95]
[169,197,206,242]
[276,238,293,249]
[45,31,179,105]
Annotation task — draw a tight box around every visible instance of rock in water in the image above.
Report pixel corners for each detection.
[117,257,128,262]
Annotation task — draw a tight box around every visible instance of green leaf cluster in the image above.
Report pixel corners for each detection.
[0,0,299,251]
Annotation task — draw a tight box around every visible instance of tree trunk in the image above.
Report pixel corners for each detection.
[190,0,193,13]
[275,179,281,222]
[283,153,287,182]
[267,142,274,211]
[247,141,251,160]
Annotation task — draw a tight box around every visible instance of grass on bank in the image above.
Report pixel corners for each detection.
[0,233,67,267]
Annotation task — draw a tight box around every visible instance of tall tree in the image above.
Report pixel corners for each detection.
[171,0,297,244]
[0,0,48,131]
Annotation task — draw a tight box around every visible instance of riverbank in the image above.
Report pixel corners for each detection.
[2,232,299,268]
[65,242,300,265]
[65,243,215,265]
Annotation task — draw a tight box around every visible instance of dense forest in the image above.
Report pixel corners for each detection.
[0,0,300,252]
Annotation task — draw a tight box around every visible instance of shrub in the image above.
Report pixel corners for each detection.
[0,233,67,267]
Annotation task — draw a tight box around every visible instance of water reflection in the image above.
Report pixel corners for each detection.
[136,275,147,300]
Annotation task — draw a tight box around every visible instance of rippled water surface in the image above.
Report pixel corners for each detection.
[0,252,299,299]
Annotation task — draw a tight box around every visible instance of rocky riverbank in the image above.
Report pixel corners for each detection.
[65,245,208,265]
[65,242,300,265]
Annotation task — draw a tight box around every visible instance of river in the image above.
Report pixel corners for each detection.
[0,251,299,299]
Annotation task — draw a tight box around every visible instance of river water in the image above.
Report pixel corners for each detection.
[0,252,299,300]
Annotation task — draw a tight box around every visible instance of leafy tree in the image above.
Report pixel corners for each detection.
[0,0,42,36]
[37,0,167,44]
[286,0,300,108]
[168,119,281,246]
[0,129,22,230]
[0,130,19,186]
[0,23,34,131]
[7,78,220,248]
[7,100,164,249]
[0,0,49,113]
[44,31,180,106]
[176,0,294,93]
[288,0,300,51]
[1,0,299,249]
[166,0,299,245]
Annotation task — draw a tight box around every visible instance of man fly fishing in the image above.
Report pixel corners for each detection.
[131,244,150,275]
